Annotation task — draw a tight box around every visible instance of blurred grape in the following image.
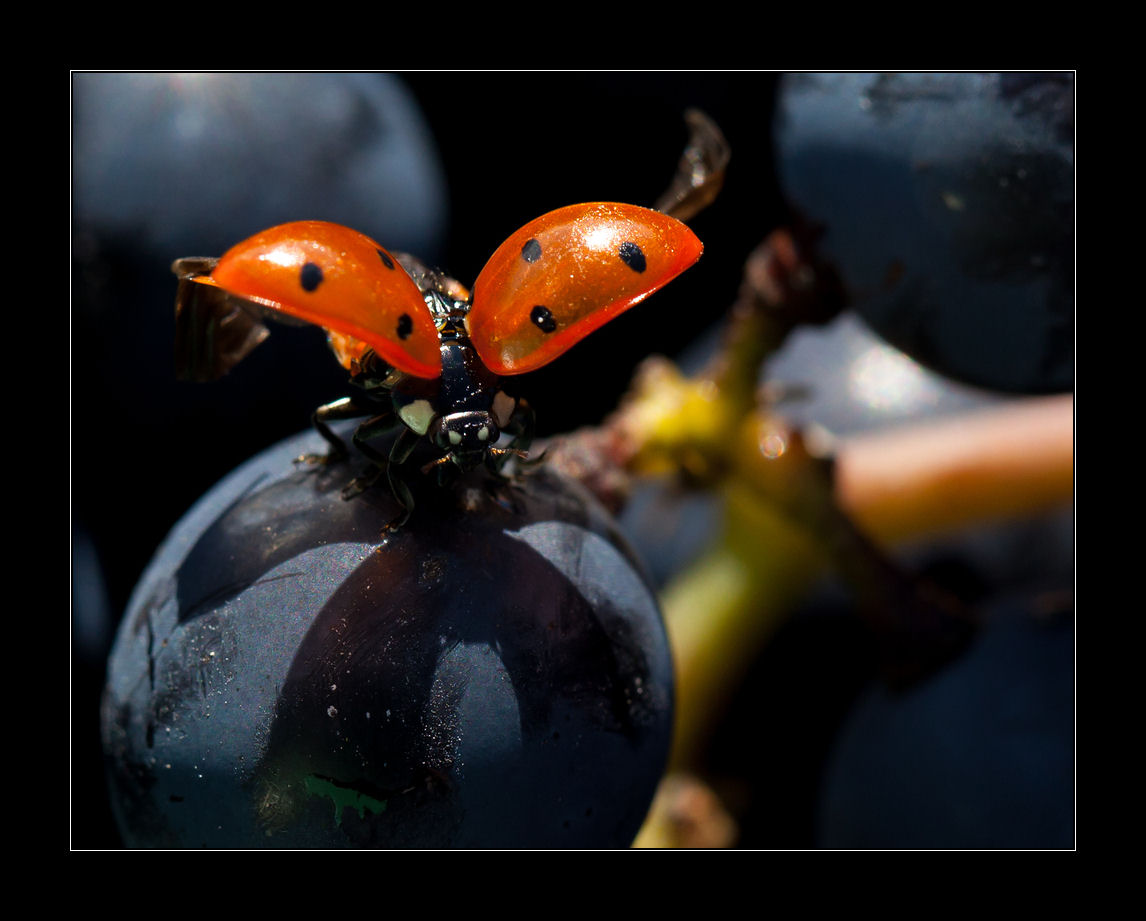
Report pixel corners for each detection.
[764,312,1000,437]
[72,526,113,667]
[818,592,1073,848]
[776,72,1073,394]
[72,73,446,257]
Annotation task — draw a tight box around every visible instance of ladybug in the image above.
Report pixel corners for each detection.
[173,202,702,524]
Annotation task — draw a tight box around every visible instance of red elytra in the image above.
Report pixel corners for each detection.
[201,220,442,379]
[203,204,702,379]
[469,203,703,375]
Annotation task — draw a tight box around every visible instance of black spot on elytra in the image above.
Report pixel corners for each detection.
[377,249,395,270]
[397,313,413,340]
[618,241,646,273]
[521,239,542,263]
[531,305,557,333]
[300,262,324,291]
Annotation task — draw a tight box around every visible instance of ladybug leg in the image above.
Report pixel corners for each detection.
[506,398,535,455]
[298,396,373,465]
[350,412,399,466]
[487,400,541,474]
[383,427,423,531]
[340,412,400,500]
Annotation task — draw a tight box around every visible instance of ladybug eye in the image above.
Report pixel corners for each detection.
[466,203,702,375]
[209,221,442,379]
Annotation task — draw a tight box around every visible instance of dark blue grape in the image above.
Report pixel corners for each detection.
[72,73,446,257]
[818,593,1074,848]
[777,72,1073,394]
[102,428,672,848]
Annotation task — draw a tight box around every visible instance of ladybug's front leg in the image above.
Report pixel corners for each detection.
[340,411,399,500]
[506,398,535,458]
[383,427,423,531]
[298,396,374,465]
[487,399,538,474]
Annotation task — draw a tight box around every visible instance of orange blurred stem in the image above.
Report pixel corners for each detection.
[652,393,1074,770]
[837,394,1074,544]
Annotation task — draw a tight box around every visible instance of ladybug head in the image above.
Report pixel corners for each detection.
[428,410,501,470]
